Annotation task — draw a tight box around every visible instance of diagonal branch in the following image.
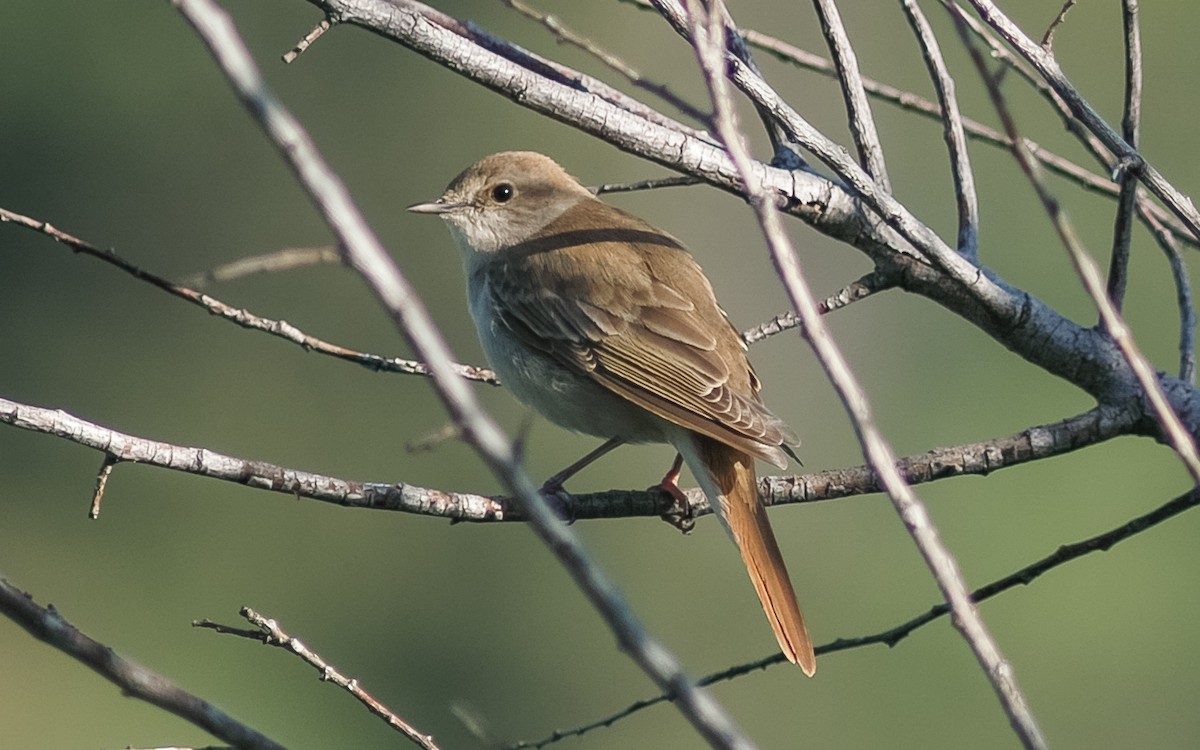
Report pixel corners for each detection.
[900,0,978,257]
[198,608,441,750]
[0,576,286,750]
[0,206,499,385]
[686,3,1044,747]
[170,1,753,747]
[532,483,1200,748]
[963,0,1200,242]
[811,0,891,189]
[954,15,1200,487]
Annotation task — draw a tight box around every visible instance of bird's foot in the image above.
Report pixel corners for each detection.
[538,479,577,524]
[655,454,695,534]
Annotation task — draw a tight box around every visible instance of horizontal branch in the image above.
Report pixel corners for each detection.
[0,396,1135,522]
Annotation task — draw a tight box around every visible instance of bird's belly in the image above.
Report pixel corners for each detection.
[472,306,666,444]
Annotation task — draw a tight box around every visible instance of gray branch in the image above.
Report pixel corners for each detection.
[0,577,286,750]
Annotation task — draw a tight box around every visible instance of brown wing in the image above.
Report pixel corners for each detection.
[484,198,797,466]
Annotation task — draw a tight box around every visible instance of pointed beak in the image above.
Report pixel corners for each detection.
[407,198,463,215]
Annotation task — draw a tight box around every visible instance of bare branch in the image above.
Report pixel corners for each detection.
[0,206,499,385]
[591,174,702,195]
[686,3,1045,746]
[541,483,1200,746]
[1105,0,1142,313]
[182,245,340,288]
[964,0,1200,241]
[88,453,118,519]
[900,0,979,257]
[499,0,707,122]
[811,0,891,189]
[0,396,1135,525]
[1143,209,1198,384]
[202,608,442,750]
[282,15,332,63]
[0,576,285,750]
[0,395,510,520]
[740,270,896,345]
[1040,0,1077,49]
[954,7,1200,487]
[169,1,753,747]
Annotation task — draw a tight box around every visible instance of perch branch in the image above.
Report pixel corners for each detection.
[0,397,1134,521]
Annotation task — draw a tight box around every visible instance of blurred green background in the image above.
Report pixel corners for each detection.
[3,1,1199,748]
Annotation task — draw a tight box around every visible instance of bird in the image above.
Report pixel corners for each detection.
[408,151,815,675]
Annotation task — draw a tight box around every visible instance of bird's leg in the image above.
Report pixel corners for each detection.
[539,437,625,521]
[656,453,696,534]
[541,436,625,493]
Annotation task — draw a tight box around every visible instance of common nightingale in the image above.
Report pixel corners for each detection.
[409,151,815,675]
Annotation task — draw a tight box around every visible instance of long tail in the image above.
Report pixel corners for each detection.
[683,434,816,675]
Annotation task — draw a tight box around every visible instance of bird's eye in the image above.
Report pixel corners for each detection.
[491,183,514,203]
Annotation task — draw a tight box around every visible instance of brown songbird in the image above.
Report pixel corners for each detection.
[409,151,815,674]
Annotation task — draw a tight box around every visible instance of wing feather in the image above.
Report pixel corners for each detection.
[485,198,797,465]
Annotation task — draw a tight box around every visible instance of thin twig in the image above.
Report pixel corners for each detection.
[1105,0,1141,314]
[737,24,1198,250]
[1143,209,1197,384]
[740,270,896,345]
[686,3,1045,747]
[954,6,1200,488]
[811,0,890,189]
[499,0,707,122]
[283,16,332,63]
[0,207,499,385]
[169,2,754,747]
[0,577,285,750]
[88,454,118,519]
[203,608,442,750]
[964,0,1200,242]
[182,245,341,288]
[591,174,702,195]
[900,0,979,258]
[1040,0,1077,49]
[530,483,1200,747]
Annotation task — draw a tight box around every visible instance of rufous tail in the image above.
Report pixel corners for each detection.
[696,436,816,676]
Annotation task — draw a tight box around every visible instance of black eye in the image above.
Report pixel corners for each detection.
[491,183,514,203]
